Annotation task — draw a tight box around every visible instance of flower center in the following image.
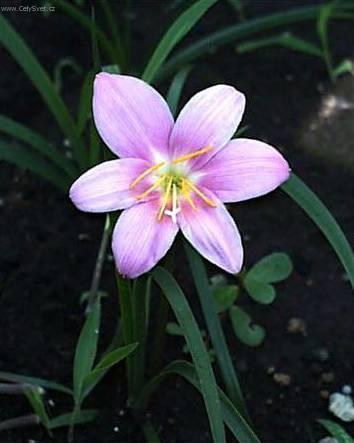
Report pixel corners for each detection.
[130,146,216,222]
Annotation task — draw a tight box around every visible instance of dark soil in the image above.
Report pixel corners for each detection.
[0,1,353,443]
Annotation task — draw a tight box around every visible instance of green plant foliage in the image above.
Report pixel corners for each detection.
[153,267,226,443]
[229,306,266,347]
[142,0,217,84]
[73,300,101,404]
[213,285,240,313]
[318,419,354,443]
[244,252,293,304]
[48,410,98,430]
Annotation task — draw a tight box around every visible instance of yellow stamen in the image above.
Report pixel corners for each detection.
[185,180,216,207]
[136,175,165,200]
[130,162,166,189]
[158,176,173,221]
[171,146,213,165]
[181,179,197,210]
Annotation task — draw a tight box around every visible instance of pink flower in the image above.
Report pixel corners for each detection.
[70,74,290,278]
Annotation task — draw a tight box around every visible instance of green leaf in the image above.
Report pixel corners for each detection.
[318,419,354,443]
[166,322,184,336]
[24,386,50,429]
[244,279,276,304]
[142,0,217,84]
[152,267,226,443]
[237,32,323,57]
[49,409,97,430]
[333,59,353,79]
[73,300,101,404]
[81,343,138,400]
[142,421,162,443]
[54,57,82,93]
[77,71,95,134]
[213,285,239,313]
[282,173,354,290]
[0,15,86,168]
[135,360,261,443]
[49,410,98,430]
[185,243,248,420]
[317,2,335,44]
[166,65,192,116]
[0,371,72,395]
[0,139,70,191]
[51,0,116,62]
[247,252,293,283]
[229,306,265,347]
[157,3,353,81]
[0,115,77,178]
[102,64,121,74]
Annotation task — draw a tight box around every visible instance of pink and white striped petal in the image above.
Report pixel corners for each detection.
[169,85,245,170]
[197,138,290,203]
[113,200,179,278]
[69,158,156,213]
[178,191,243,274]
[93,73,174,162]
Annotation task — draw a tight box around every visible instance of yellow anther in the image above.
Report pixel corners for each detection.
[136,175,165,200]
[181,179,197,210]
[158,176,173,221]
[130,162,166,189]
[185,180,216,208]
[171,146,213,165]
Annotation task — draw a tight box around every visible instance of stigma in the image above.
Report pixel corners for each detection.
[130,146,216,222]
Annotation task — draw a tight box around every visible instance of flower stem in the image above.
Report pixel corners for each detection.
[86,215,111,314]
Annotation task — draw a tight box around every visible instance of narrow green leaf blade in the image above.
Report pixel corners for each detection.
[229,306,265,347]
[157,4,352,81]
[282,173,354,290]
[0,115,77,177]
[0,139,70,191]
[48,410,98,430]
[0,15,85,168]
[0,371,72,395]
[73,300,101,404]
[318,419,354,443]
[237,32,323,57]
[153,267,225,443]
[81,343,138,400]
[185,243,248,419]
[142,0,217,84]
[166,65,192,116]
[24,387,50,429]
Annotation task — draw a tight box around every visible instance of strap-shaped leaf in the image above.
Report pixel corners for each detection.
[142,0,217,84]
[0,115,77,178]
[0,15,86,168]
[282,174,354,290]
[185,243,248,419]
[152,267,225,443]
[0,139,70,191]
[73,300,101,404]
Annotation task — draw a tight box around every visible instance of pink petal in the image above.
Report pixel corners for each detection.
[178,191,243,274]
[169,85,245,169]
[198,138,290,203]
[113,200,179,278]
[93,73,174,162]
[69,158,156,213]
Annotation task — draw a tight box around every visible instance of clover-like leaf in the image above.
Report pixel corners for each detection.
[244,278,276,304]
[247,252,293,283]
[213,285,239,313]
[229,306,265,347]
